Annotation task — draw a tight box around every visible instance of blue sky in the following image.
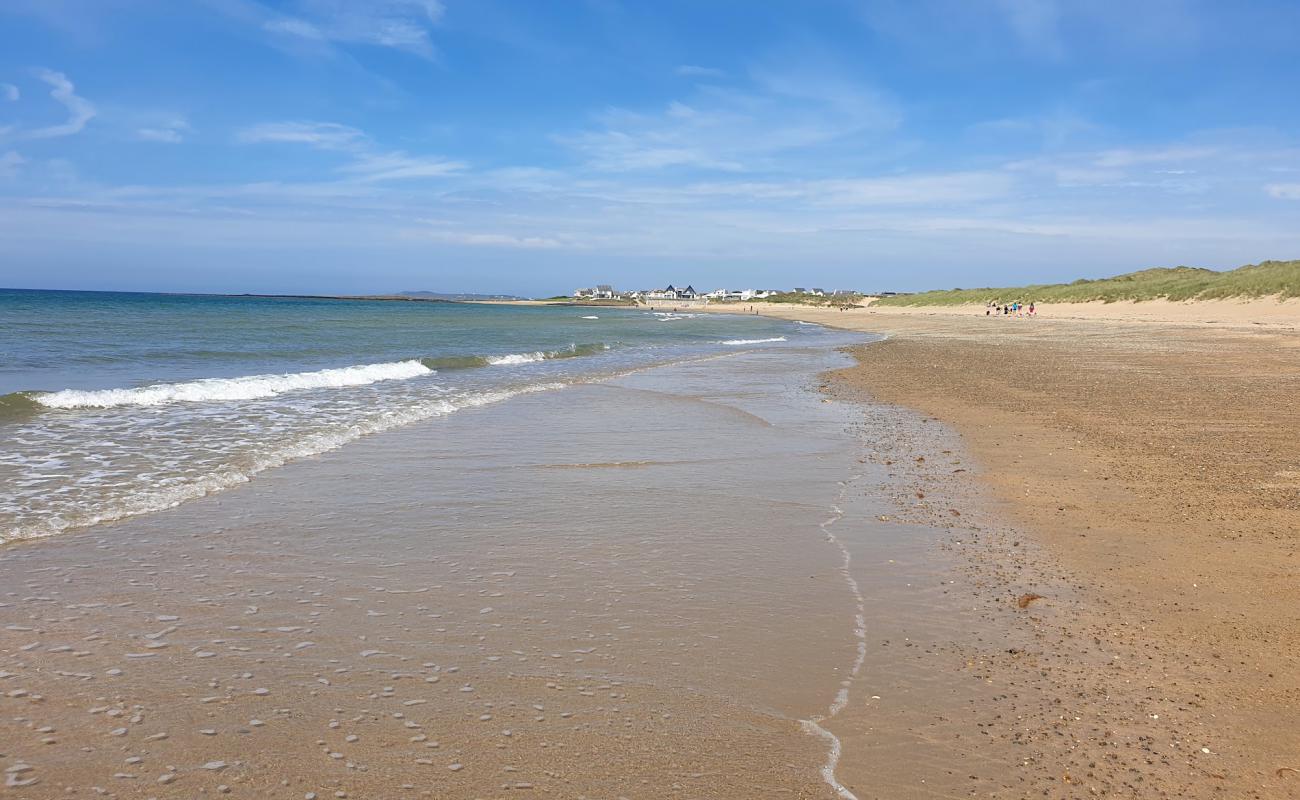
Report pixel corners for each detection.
[2,0,1299,295]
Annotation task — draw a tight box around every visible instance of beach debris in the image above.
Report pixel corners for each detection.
[1016,593,1045,609]
[1277,767,1299,779]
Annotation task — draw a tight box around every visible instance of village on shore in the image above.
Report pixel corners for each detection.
[571,284,893,302]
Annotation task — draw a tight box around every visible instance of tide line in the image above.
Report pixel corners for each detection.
[801,486,868,800]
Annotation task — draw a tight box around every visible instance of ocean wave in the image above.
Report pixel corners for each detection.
[423,342,611,369]
[0,391,44,420]
[2,382,568,543]
[31,360,432,409]
[18,344,615,412]
[487,351,547,365]
[720,337,787,345]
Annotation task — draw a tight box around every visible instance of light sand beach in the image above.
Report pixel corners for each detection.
[701,298,1300,797]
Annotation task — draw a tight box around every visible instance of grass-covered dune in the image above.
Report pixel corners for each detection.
[757,292,866,306]
[874,259,1300,307]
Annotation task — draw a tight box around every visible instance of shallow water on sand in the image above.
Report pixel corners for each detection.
[0,340,935,798]
[0,292,812,543]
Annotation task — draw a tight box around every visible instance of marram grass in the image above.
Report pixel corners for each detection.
[873,260,1300,306]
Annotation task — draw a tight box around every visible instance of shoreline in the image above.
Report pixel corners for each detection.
[699,294,1300,329]
[0,335,890,798]
[704,300,1300,796]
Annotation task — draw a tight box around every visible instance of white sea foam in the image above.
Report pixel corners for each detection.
[801,496,867,800]
[485,352,547,366]
[33,360,432,409]
[3,382,566,543]
[720,337,787,345]
[581,315,599,320]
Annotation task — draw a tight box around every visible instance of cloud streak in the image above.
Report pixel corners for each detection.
[237,119,463,183]
[561,72,900,173]
[263,0,445,57]
[21,69,96,140]
[237,120,367,150]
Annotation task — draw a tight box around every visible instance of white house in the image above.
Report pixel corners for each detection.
[646,284,698,300]
[574,284,620,299]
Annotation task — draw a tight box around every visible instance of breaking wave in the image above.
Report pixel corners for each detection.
[420,342,611,370]
[2,382,568,543]
[12,344,616,412]
[720,337,787,345]
[29,360,433,409]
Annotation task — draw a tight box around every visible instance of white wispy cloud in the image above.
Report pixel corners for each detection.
[410,227,566,249]
[1006,145,1223,190]
[237,119,463,183]
[237,120,366,150]
[340,151,466,182]
[561,73,899,173]
[263,0,445,57]
[811,171,1015,206]
[136,118,192,144]
[1092,146,1218,168]
[1,83,18,102]
[23,69,95,139]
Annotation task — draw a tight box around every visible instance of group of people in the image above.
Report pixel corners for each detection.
[987,300,1035,317]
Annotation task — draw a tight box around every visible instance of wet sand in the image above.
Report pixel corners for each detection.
[705,302,1300,798]
[1,342,976,798]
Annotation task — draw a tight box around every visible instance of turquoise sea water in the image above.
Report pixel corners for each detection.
[0,289,845,541]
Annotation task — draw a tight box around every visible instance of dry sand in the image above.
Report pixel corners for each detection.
[702,299,1300,798]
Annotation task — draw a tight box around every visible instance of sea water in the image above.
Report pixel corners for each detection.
[0,289,854,541]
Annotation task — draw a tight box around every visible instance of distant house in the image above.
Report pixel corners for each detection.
[793,287,807,294]
[704,288,752,301]
[647,284,698,301]
[574,284,620,300]
[809,288,827,297]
